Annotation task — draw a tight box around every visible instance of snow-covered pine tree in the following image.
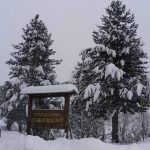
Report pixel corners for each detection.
[72,48,96,122]
[71,49,105,139]
[0,85,5,115]
[82,0,149,143]
[7,14,61,86]
[0,81,15,117]
[71,58,92,138]
[1,14,61,131]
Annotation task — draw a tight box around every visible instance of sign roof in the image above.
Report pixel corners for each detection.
[21,84,78,96]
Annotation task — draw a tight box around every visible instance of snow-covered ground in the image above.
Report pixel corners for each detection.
[0,131,150,150]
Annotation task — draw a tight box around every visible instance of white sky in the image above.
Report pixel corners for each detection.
[0,0,150,85]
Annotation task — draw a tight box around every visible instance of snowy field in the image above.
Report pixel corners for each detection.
[0,131,150,150]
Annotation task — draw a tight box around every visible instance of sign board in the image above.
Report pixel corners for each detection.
[21,84,79,138]
[31,110,65,128]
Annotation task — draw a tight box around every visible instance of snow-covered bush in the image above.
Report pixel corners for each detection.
[0,117,7,130]
[10,122,19,131]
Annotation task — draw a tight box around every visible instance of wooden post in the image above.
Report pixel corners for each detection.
[64,94,70,139]
[27,95,32,135]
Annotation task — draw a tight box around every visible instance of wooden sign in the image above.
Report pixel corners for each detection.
[31,110,65,128]
[22,84,79,139]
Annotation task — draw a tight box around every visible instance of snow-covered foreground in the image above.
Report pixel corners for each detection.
[0,131,150,150]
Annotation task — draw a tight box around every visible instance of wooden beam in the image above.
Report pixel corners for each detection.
[27,95,32,135]
[28,92,72,98]
[64,94,70,139]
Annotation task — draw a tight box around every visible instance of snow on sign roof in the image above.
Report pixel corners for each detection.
[21,84,78,95]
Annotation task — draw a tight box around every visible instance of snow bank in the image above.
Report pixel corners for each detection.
[1,131,150,150]
[0,122,5,130]
[0,118,7,129]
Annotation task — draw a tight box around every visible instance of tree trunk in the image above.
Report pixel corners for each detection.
[112,111,119,143]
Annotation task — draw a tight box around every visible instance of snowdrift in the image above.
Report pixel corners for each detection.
[0,131,150,150]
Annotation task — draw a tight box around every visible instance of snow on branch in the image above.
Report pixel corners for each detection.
[121,47,130,55]
[84,83,101,111]
[79,48,91,56]
[83,57,92,66]
[119,82,145,99]
[127,91,133,100]
[94,84,101,102]
[92,44,116,58]
[80,44,116,59]
[85,101,92,111]
[84,84,96,99]
[40,80,51,86]
[10,94,18,103]
[119,88,133,100]
[120,60,125,67]
[105,63,124,81]
[35,66,44,74]
[120,88,128,99]
[84,83,101,101]
[136,83,144,96]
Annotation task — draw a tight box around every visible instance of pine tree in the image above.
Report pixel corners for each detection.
[1,14,62,132]
[71,49,105,139]
[7,14,61,86]
[71,60,90,138]
[72,48,97,124]
[81,0,149,143]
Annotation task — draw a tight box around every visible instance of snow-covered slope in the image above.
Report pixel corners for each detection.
[0,131,150,150]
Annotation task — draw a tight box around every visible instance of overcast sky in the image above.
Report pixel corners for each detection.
[0,0,150,85]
